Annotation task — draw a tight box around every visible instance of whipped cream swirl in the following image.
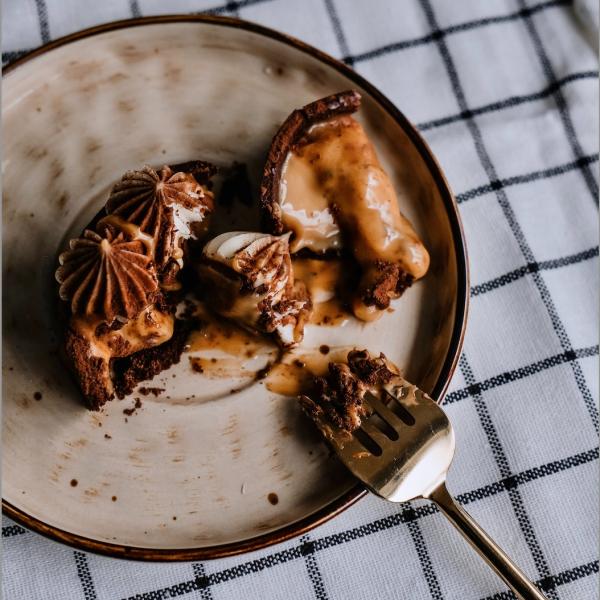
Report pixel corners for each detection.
[201,231,310,347]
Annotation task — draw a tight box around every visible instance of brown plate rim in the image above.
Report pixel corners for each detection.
[2,14,470,561]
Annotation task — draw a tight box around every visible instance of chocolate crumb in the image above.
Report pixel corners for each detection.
[319,345,330,355]
[255,363,273,380]
[33,391,42,401]
[172,516,177,521]
[139,386,164,397]
[70,479,78,487]
[301,349,398,433]
[267,492,279,505]
[123,397,142,416]
[111,496,117,502]
[104,434,112,439]
[190,358,204,373]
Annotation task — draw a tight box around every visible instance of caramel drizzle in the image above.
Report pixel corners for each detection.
[97,214,156,259]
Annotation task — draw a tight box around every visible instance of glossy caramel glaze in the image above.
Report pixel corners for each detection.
[280,115,429,279]
[71,306,174,363]
[264,347,354,396]
[291,257,353,326]
[187,310,275,358]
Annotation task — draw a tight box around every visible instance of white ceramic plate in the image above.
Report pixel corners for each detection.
[2,16,468,560]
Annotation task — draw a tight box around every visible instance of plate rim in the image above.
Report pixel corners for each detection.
[2,13,470,561]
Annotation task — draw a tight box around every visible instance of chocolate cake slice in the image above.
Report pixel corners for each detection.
[300,349,399,432]
[56,162,215,410]
[260,90,430,322]
[196,231,311,348]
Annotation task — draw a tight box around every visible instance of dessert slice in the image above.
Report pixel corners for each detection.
[260,90,429,321]
[196,231,311,348]
[56,162,215,410]
[300,349,399,432]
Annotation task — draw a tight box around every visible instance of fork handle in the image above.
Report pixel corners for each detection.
[429,482,549,600]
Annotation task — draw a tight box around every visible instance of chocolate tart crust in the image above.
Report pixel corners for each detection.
[260,89,361,234]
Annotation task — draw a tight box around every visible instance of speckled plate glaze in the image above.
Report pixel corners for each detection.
[2,16,468,560]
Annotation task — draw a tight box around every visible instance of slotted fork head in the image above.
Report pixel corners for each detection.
[304,379,455,503]
[302,380,552,599]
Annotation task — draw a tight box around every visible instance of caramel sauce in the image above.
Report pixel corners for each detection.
[109,307,174,355]
[292,258,341,303]
[189,356,253,380]
[310,298,350,326]
[184,303,279,385]
[280,115,429,279]
[292,257,353,326]
[187,313,275,358]
[97,214,155,257]
[72,307,173,360]
[279,153,341,253]
[264,347,353,396]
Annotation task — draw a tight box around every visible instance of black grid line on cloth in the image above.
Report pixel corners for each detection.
[192,562,213,600]
[34,0,51,43]
[456,446,599,508]
[96,444,594,600]
[313,446,599,527]
[129,0,142,18]
[1,524,27,537]
[197,0,275,16]
[123,546,308,600]
[74,551,98,600]
[417,70,599,132]
[446,344,599,405]
[300,534,329,600]
[458,353,559,599]
[120,559,600,600]
[2,48,32,65]
[482,560,599,600]
[322,0,352,64]
[456,153,599,204]
[417,0,599,437]
[471,247,599,297]
[342,0,569,65]
[403,507,445,600]
[517,0,599,205]
[0,0,569,69]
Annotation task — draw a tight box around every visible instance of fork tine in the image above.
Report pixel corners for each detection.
[365,391,410,431]
[359,420,393,451]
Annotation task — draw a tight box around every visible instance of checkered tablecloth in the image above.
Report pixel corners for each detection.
[3,1,599,599]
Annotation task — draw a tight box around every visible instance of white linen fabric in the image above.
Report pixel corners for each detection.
[2,1,599,599]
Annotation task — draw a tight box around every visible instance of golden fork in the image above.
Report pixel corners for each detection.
[302,379,549,600]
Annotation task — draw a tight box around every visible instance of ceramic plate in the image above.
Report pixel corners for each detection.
[2,16,468,560]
